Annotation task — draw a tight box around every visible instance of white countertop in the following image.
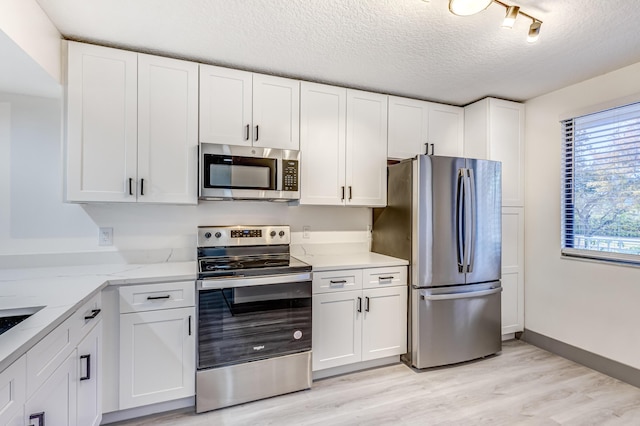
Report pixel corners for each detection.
[0,261,196,372]
[293,251,408,271]
[0,250,407,372]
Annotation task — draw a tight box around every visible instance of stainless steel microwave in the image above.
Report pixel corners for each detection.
[199,144,300,201]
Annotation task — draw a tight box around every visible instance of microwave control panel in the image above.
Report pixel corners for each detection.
[282,160,299,191]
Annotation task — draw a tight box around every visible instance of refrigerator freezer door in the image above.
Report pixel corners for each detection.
[412,282,502,369]
[416,155,466,287]
[464,159,502,285]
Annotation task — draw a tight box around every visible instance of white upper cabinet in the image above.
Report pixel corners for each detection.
[66,41,138,203]
[300,83,387,207]
[464,97,525,207]
[199,65,300,150]
[137,54,198,204]
[300,82,346,205]
[387,96,463,160]
[199,65,252,146]
[346,90,388,206]
[66,42,198,204]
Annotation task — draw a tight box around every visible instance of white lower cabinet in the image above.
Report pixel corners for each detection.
[118,282,195,410]
[312,266,407,372]
[501,207,524,334]
[77,324,102,426]
[0,356,26,426]
[15,293,103,426]
[24,351,78,426]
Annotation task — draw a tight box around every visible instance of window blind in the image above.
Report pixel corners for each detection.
[561,102,640,265]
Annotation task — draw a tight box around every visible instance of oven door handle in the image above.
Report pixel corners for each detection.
[197,272,312,289]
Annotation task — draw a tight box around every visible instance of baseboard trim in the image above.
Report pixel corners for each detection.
[312,356,400,380]
[522,329,640,389]
[101,397,194,424]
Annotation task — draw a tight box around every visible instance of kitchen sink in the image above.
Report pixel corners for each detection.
[0,307,44,336]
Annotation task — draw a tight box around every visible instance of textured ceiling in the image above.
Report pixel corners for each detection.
[35,0,640,106]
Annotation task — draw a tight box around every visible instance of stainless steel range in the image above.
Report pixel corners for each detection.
[195,225,312,413]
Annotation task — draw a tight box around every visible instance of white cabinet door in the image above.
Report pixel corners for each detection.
[428,103,464,157]
[387,96,429,160]
[76,322,102,426]
[300,82,346,205]
[66,41,138,202]
[361,286,408,361]
[346,90,388,207]
[252,74,300,150]
[137,54,198,204]
[488,99,525,206]
[501,207,524,334]
[119,307,195,409]
[199,65,252,146]
[312,290,362,371]
[24,351,78,426]
[464,97,525,207]
[0,356,26,426]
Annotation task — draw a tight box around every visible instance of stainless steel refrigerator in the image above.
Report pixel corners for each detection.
[372,155,502,369]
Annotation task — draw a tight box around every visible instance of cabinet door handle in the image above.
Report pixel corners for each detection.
[129,178,133,196]
[357,297,362,313]
[341,186,345,201]
[365,296,370,312]
[29,412,45,426]
[255,125,259,141]
[349,186,353,200]
[140,178,144,196]
[431,143,435,155]
[378,276,395,281]
[245,124,250,141]
[84,309,101,321]
[424,142,429,155]
[147,295,171,300]
[188,315,192,336]
[80,354,91,381]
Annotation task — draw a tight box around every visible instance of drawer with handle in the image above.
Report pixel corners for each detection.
[119,281,195,313]
[312,270,362,294]
[363,266,407,289]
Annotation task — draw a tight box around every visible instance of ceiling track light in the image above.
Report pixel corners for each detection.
[447,0,543,42]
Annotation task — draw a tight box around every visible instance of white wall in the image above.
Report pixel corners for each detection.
[0,0,61,84]
[0,92,371,266]
[525,61,640,370]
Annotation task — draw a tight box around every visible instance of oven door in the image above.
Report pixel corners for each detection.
[197,273,312,370]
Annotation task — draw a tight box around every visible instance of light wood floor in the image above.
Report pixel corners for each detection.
[113,340,640,425]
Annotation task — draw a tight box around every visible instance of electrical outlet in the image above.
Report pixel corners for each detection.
[303,226,311,239]
[98,227,113,246]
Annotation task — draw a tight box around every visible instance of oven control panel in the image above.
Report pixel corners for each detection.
[198,225,290,247]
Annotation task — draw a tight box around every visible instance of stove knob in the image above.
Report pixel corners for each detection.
[279,231,285,237]
[215,232,222,238]
[270,231,276,237]
[204,232,212,239]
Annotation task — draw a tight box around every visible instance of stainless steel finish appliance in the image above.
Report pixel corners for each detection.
[196,225,312,413]
[372,155,502,369]
[199,143,300,201]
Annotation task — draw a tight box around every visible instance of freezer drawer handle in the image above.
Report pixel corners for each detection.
[420,287,502,301]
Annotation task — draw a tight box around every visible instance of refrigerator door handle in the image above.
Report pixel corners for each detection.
[466,168,477,273]
[420,287,502,301]
[456,168,465,273]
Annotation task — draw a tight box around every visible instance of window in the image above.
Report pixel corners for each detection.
[561,102,640,265]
